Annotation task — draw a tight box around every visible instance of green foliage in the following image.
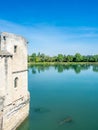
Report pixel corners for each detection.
[66,55,73,62]
[74,53,83,62]
[57,54,64,62]
[28,52,98,63]
[31,53,36,62]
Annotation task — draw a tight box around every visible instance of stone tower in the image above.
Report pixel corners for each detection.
[0,32,29,130]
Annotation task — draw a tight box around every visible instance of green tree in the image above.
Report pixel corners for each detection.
[88,56,95,62]
[40,53,46,62]
[93,55,98,62]
[31,53,36,62]
[35,56,41,62]
[29,52,98,63]
[82,56,88,62]
[63,55,67,62]
[51,56,57,62]
[74,53,83,62]
[66,55,73,62]
[57,54,64,62]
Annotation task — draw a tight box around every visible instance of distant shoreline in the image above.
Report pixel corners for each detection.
[28,62,98,66]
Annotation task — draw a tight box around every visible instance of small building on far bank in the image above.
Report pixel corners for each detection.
[0,32,30,130]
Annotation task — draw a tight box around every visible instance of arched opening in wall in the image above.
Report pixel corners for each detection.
[14,77,18,88]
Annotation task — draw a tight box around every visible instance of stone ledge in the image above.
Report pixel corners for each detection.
[0,50,13,57]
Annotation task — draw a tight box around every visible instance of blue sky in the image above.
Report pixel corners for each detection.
[0,0,98,55]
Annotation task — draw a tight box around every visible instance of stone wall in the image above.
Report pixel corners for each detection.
[0,32,30,130]
[3,96,29,130]
[0,97,4,130]
[0,111,3,130]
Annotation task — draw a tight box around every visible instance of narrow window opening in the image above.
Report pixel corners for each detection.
[3,36,6,40]
[14,77,18,88]
[14,45,17,53]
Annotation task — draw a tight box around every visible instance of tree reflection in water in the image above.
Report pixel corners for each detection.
[29,64,98,74]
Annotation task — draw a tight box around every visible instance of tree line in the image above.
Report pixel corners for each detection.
[28,53,98,62]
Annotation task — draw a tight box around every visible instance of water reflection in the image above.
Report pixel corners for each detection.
[16,117,30,130]
[18,64,98,130]
[30,65,50,74]
[29,64,98,74]
[93,65,98,72]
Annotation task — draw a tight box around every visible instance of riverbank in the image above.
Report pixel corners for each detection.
[28,62,98,66]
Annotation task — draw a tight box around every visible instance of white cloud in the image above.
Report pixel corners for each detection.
[0,19,98,55]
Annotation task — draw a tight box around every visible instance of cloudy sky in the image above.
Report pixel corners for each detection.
[0,0,98,55]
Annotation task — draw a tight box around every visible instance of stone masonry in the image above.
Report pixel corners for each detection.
[0,32,30,130]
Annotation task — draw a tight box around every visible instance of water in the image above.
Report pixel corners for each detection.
[17,64,98,130]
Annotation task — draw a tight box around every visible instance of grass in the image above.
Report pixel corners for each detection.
[28,62,98,66]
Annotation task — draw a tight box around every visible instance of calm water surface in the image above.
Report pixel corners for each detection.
[17,64,98,130]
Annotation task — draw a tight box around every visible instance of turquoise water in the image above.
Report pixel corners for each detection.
[17,64,98,130]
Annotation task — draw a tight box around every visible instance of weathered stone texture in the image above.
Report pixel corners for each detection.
[0,32,29,130]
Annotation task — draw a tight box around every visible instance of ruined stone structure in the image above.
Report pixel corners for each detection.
[0,32,30,130]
